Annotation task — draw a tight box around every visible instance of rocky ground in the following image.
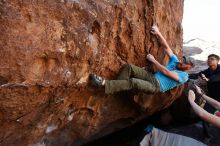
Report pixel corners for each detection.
[83,108,220,146]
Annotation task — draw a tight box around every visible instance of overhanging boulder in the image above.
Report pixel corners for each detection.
[0,0,184,145]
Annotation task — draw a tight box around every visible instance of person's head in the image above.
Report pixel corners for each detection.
[207,54,219,69]
[176,56,194,71]
[176,62,193,71]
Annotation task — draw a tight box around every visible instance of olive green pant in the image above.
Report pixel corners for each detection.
[105,64,159,94]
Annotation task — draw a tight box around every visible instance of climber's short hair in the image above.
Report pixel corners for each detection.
[176,62,192,71]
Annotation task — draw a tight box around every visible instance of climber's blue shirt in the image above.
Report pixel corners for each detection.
[154,54,189,92]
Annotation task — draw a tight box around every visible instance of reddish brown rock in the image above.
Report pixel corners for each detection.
[0,0,184,145]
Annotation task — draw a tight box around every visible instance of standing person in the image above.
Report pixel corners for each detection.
[189,54,220,102]
[90,25,192,94]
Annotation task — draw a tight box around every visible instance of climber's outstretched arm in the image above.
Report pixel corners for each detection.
[151,25,173,57]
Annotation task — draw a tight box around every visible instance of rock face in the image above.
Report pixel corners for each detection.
[0,0,184,145]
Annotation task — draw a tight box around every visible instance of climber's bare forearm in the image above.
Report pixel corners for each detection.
[157,33,173,57]
[151,59,179,82]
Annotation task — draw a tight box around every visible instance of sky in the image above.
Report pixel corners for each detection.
[182,0,220,43]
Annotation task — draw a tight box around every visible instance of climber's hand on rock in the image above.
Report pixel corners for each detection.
[151,25,160,35]
[146,54,155,62]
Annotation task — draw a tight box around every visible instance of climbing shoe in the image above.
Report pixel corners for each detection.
[90,74,105,87]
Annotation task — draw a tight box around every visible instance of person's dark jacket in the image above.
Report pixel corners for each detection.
[189,65,220,82]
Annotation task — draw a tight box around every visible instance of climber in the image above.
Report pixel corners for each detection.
[90,25,193,94]
[188,85,220,128]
